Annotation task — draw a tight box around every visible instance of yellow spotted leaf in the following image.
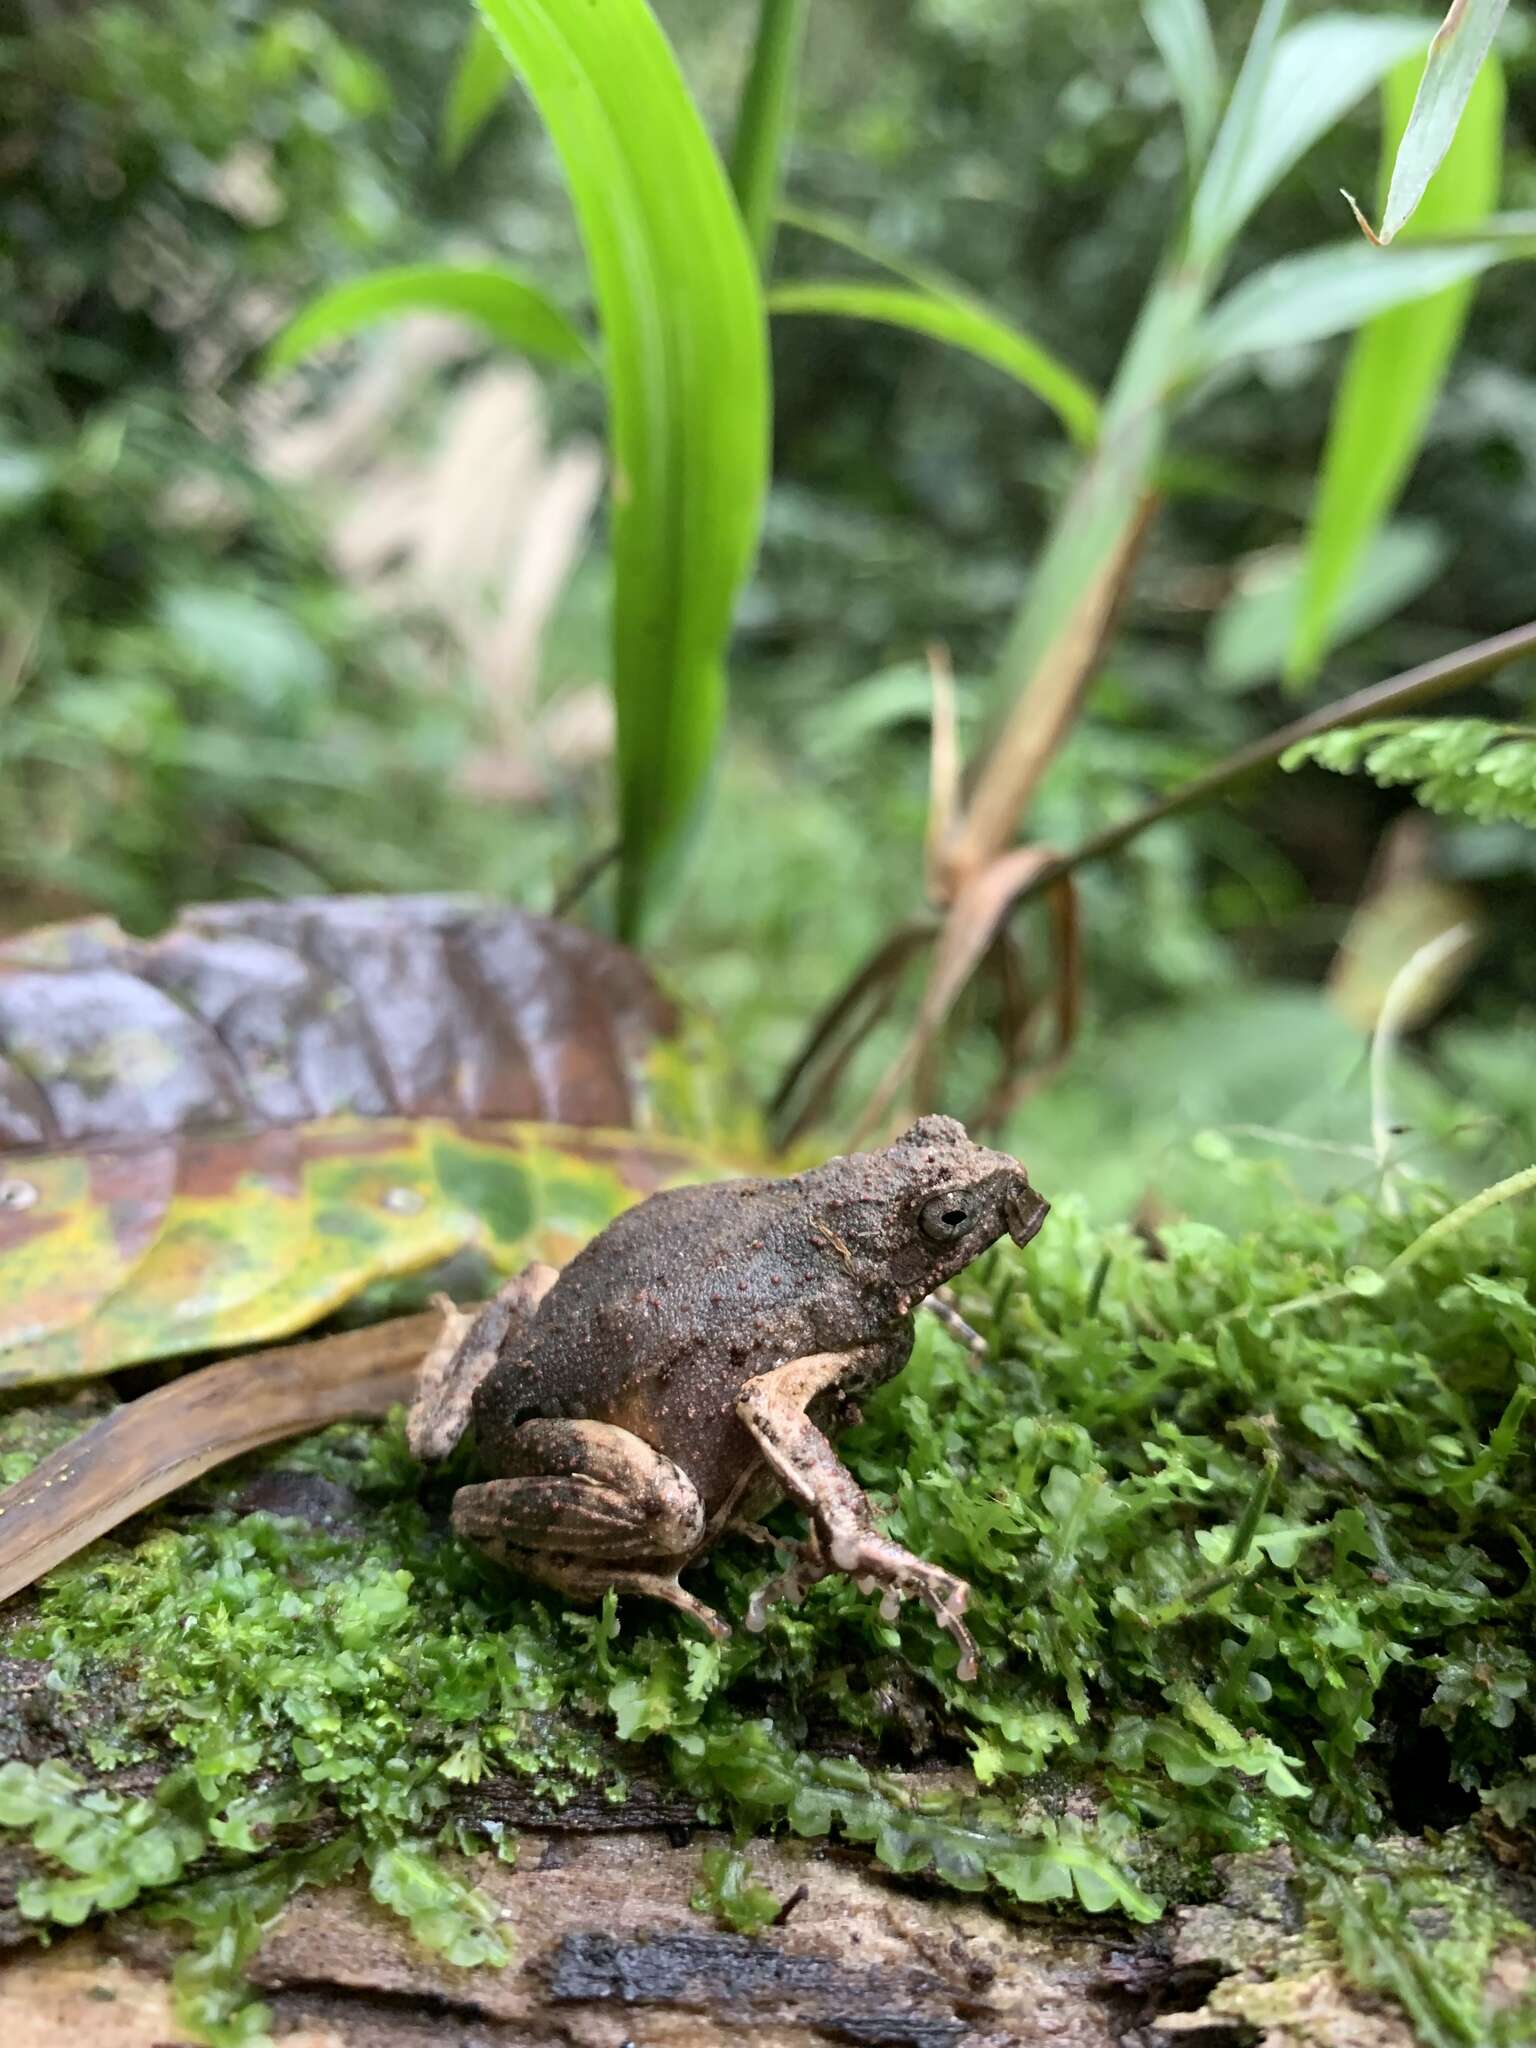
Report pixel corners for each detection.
[0,897,749,1387]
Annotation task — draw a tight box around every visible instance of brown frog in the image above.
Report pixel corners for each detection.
[407,1115,1048,1678]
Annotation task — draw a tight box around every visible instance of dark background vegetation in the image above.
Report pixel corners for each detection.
[3,0,1534,1211]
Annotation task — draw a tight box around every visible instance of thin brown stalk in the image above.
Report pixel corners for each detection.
[1001,618,1536,921]
[851,846,1063,1145]
[551,839,619,918]
[924,642,961,900]
[770,918,934,1145]
[939,493,1156,891]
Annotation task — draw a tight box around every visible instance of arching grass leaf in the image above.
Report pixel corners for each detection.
[1191,238,1507,372]
[767,281,1100,446]
[1190,10,1429,264]
[1140,0,1221,167]
[269,264,594,373]
[780,205,1099,445]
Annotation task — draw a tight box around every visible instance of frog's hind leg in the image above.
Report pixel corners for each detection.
[450,1417,726,1639]
[500,1554,729,1640]
[406,1262,558,1465]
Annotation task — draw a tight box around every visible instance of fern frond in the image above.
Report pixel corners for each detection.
[1282,719,1536,828]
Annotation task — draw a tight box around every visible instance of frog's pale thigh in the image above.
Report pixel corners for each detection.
[407,1262,558,1464]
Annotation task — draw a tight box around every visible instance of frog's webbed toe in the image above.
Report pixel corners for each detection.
[743,1526,833,1632]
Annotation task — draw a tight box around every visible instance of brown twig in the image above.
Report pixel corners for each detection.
[0,1312,443,1606]
[999,618,1536,921]
[551,840,620,919]
[769,918,935,1145]
[938,495,1156,891]
[851,845,1065,1145]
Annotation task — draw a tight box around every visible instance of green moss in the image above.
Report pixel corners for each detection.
[2,1152,1533,2042]
[0,1396,111,1482]
[690,1845,782,1934]
[1307,1837,1536,2048]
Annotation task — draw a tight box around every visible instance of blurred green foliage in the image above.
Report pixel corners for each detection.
[0,0,568,927]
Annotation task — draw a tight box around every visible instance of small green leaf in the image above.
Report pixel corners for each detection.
[1374,0,1509,244]
[441,17,514,169]
[690,1845,782,1935]
[268,263,594,372]
[368,1843,509,1968]
[767,280,1099,446]
[1192,239,1505,372]
[1345,1266,1389,1296]
[1140,0,1221,166]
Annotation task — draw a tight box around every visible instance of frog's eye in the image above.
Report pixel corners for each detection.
[920,1190,974,1243]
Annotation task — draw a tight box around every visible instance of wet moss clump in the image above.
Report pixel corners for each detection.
[1,1151,1533,2044]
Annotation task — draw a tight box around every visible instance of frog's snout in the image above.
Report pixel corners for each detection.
[1004,1180,1049,1248]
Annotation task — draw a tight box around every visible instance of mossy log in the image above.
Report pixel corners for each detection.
[0,1644,1432,2048]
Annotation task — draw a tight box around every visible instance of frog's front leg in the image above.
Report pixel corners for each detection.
[736,1349,980,1681]
[406,1262,558,1464]
[450,1417,727,1639]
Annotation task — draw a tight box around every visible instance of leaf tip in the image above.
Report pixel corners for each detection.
[1340,190,1387,246]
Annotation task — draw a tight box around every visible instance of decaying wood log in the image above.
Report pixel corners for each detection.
[0,1823,1445,2047]
[0,1634,1442,2048]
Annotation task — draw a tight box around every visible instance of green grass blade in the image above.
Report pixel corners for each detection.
[476,0,770,938]
[1191,9,1427,266]
[1287,53,1503,687]
[767,280,1100,446]
[1191,238,1506,372]
[441,17,513,168]
[1140,0,1221,167]
[268,263,594,372]
[1377,0,1509,243]
[729,0,809,269]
